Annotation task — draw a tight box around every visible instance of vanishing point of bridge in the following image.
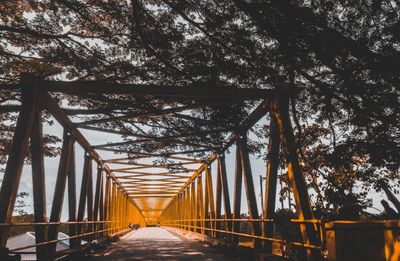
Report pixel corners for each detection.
[0,74,397,261]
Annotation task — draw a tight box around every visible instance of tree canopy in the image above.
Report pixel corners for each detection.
[1,0,399,215]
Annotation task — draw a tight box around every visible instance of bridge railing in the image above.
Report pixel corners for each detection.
[1,221,130,255]
[161,218,324,253]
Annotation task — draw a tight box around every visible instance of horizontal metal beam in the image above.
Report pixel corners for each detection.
[127,190,177,195]
[97,147,214,156]
[131,195,173,198]
[41,80,274,99]
[92,139,215,150]
[105,156,201,163]
[79,125,234,141]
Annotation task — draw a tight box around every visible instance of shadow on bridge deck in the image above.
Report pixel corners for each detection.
[94,227,234,261]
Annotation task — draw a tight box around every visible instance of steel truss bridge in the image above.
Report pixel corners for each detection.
[0,73,351,261]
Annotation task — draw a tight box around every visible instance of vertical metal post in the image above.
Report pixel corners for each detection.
[98,175,104,238]
[93,166,103,238]
[218,153,233,234]
[48,130,73,256]
[86,163,94,240]
[260,175,264,214]
[204,169,210,235]
[215,156,223,238]
[206,165,216,238]
[275,84,320,261]
[0,74,35,246]
[67,142,78,247]
[104,176,111,236]
[263,110,280,252]
[191,181,196,232]
[238,135,262,249]
[232,141,243,244]
[30,93,48,260]
[77,154,92,243]
[197,174,204,234]
[184,187,189,230]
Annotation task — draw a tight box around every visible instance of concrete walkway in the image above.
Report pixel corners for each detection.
[94,227,233,260]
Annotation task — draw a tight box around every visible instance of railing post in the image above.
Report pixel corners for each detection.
[104,175,111,236]
[30,81,48,260]
[263,108,280,253]
[197,174,204,234]
[77,154,92,244]
[98,175,104,237]
[232,141,243,244]
[205,165,215,237]
[215,156,223,239]
[93,165,103,239]
[86,162,94,240]
[191,181,196,232]
[0,73,36,247]
[238,135,262,249]
[186,187,190,230]
[48,130,74,257]
[275,83,320,261]
[218,153,233,237]
[67,141,79,248]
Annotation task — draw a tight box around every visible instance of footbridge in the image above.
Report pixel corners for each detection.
[0,74,397,261]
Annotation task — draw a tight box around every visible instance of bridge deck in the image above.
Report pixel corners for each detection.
[94,227,232,260]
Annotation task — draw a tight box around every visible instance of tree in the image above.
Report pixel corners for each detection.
[14,192,29,216]
[0,0,399,214]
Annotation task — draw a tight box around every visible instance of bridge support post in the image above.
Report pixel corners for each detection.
[48,130,74,257]
[87,161,94,241]
[205,165,216,238]
[0,74,36,247]
[104,175,111,236]
[197,174,204,234]
[218,153,233,238]
[215,156,222,238]
[93,165,103,239]
[191,181,196,232]
[67,142,79,248]
[262,109,281,253]
[30,81,48,260]
[232,141,243,244]
[238,135,262,249]
[77,155,92,243]
[275,84,320,261]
